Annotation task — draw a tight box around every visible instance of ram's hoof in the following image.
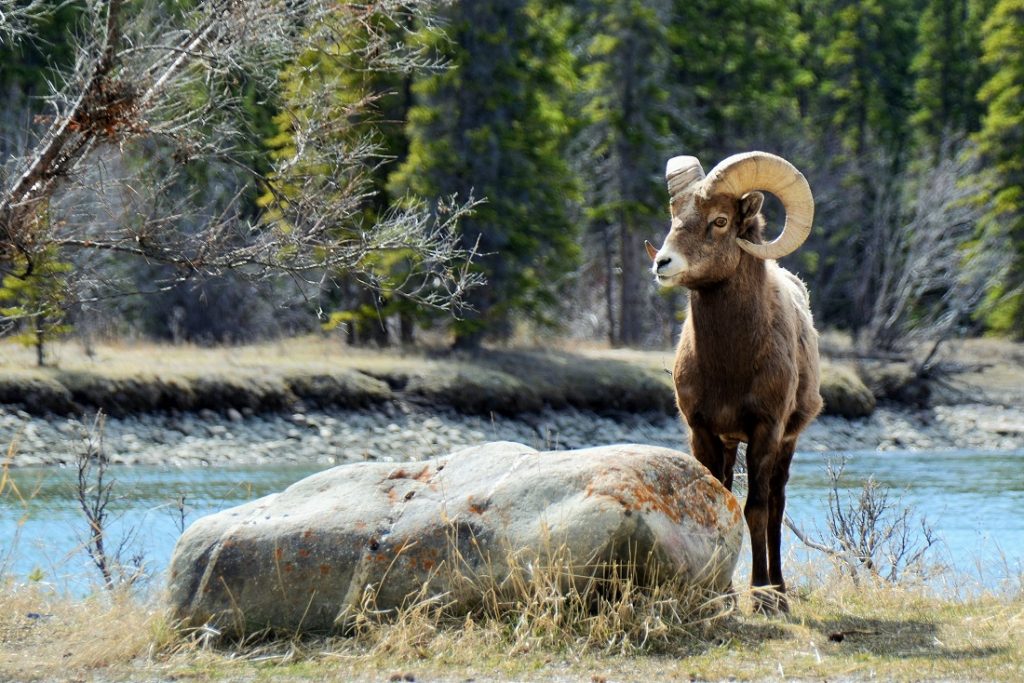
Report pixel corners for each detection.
[752,588,789,616]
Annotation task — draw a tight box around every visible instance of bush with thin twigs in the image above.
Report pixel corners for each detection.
[74,410,146,590]
[786,456,939,584]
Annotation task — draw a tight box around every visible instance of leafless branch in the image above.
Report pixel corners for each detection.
[0,0,51,45]
[863,140,1010,360]
[789,456,939,583]
[74,409,145,590]
[2,1,479,319]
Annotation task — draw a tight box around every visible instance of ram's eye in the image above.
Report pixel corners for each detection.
[713,216,728,228]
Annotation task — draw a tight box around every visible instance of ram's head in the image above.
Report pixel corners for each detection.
[646,152,814,289]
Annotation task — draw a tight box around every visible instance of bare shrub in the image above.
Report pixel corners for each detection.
[787,456,938,584]
[863,141,1010,360]
[0,0,49,45]
[74,410,144,590]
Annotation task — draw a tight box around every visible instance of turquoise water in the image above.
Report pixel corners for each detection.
[787,449,1024,587]
[1,449,1021,593]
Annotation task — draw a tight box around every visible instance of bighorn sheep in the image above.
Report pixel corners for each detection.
[645,151,822,614]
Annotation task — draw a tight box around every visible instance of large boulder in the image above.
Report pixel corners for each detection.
[167,442,743,636]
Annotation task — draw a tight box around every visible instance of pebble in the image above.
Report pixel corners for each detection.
[0,403,1021,468]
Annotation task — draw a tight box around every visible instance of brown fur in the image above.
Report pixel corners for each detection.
[653,190,823,614]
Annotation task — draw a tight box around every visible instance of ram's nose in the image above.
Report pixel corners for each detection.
[650,246,687,279]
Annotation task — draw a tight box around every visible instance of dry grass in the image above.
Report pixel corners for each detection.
[0,335,895,418]
[0,582,174,676]
[2,553,1022,682]
[0,336,678,416]
[0,335,436,376]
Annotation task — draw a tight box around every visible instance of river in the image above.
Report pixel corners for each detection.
[2,448,1021,594]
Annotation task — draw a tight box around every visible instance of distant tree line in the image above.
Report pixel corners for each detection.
[1,0,1022,356]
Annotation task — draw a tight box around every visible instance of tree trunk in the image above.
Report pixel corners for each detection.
[34,315,45,367]
[617,215,643,347]
[453,327,484,351]
[602,219,618,347]
[399,311,415,346]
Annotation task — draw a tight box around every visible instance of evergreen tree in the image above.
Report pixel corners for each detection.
[669,0,809,159]
[910,0,992,156]
[392,0,580,349]
[975,0,1024,335]
[0,244,73,367]
[816,0,919,162]
[574,0,673,346]
[261,9,419,346]
[802,0,921,334]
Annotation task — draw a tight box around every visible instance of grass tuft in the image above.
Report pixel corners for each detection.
[1,553,1022,681]
[338,543,733,661]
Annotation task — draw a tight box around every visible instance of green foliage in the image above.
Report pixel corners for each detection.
[796,0,922,333]
[669,0,808,157]
[573,0,673,345]
[3,0,1023,345]
[391,0,581,347]
[0,245,74,366]
[814,0,919,159]
[0,2,83,90]
[260,9,428,345]
[974,0,1024,335]
[910,0,991,154]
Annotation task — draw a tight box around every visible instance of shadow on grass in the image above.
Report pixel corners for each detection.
[804,614,1010,660]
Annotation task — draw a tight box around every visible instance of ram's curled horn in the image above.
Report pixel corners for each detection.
[702,151,814,260]
[665,156,706,203]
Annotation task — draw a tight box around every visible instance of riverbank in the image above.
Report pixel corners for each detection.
[4,400,1024,467]
[2,335,1023,466]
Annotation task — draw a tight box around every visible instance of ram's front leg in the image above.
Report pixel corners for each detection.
[688,417,737,606]
[687,418,727,485]
[744,420,785,614]
[766,438,797,614]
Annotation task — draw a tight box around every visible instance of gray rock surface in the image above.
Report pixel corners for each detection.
[167,442,743,636]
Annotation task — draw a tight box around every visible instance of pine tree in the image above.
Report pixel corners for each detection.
[574,0,673,346]
[669,0,809,159]
[802,0,920,334]
[391,0,580,349]
[911,0,992,156]
[260,9,423,345]
[0,244,73,367]
[974,0,1024,335]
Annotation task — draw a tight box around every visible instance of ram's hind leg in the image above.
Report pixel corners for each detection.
[722,439,738,491]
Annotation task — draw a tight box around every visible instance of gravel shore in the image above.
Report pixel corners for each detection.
[3,401,1023,468]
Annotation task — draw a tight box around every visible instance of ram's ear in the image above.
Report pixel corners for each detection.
[739,191,764,220]
[644,240,658,261]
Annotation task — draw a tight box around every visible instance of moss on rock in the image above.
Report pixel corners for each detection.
[0,373,77,414]
[405,364,545,415]
[857,361,931,407]
[820,362,876,418]
[284,370,392,409]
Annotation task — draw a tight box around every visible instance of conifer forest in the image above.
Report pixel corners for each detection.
[2,0,1022,352]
